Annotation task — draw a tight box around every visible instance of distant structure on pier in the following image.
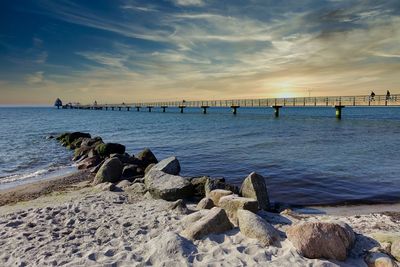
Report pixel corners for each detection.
[54,98,62,109]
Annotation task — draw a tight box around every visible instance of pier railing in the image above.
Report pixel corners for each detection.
[127,94,399,108]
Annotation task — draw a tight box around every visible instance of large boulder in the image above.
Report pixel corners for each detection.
[287,221,355,261]
[196,197,215,210]
[181,210,210,229]
[95,143,125,157]
[136,148,158,167]
[208,189,233,205]
[143,232,196,266]
[144,170,193,201]
[57,132,91,147]
[240,172,270,210]
[93,158,123,185]
[392,239,400,262]
[181,207,232,240]
[218,194,258,225]
[110,153,131,164]
[73,145,93,161]
[151,156,181,175]
[237,209,279,246]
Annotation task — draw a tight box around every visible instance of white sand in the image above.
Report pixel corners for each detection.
[0,186,398,266]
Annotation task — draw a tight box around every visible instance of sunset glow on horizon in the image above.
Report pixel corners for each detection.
[1,0,400,105]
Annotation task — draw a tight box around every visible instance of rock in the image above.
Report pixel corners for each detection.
[181,210,210,229]
[181,207,232,240]
[237,209,279,246]
[57,132,91,147]
[93,158,123,185]
[125,183,147,195]
[81,136,103,147]
[196,197,215,210]
[132,177,145,183]
[136,148,158,167]
[144,232,195,266]
[144,163,155,174]
[169,199,189,214]
[90,160,104,174]
[205,177,226,195]
[218,195,259,225]
[116,180,132,189]
[240,172,270,210]
[205,177,240,196]
[110,153,131,164]
[95,143,126,157]
[190,176,209,197]
[392,239,400,261]
[144,170,193,201]
[151,156,181,175]
[208,189,233,205]
[73,145,92,161]
[365,252,398,267]
[94,182,116,191]
[77,156,101,170]
[287,221,355,261]
[122,164,140,179]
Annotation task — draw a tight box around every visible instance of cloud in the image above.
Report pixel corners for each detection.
[25,71,45,84]
[171,0,205,7]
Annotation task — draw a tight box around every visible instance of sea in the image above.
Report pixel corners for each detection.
[0,106,399,206]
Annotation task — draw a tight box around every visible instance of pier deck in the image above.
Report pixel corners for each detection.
[62,93,400,118]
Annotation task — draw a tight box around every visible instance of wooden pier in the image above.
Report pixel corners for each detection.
[61,93,400,119]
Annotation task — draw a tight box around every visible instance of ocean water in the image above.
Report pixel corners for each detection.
[0,106,399,206]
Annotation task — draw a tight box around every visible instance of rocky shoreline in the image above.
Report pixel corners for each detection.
[0,131,398,266]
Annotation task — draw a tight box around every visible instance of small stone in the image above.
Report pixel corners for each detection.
[116,179,132,189]
[94,182,116,191]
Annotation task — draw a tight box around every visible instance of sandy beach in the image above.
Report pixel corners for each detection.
[0,170,399,267]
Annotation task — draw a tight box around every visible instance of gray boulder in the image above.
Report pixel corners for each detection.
[237,209,279,246]
[151,156,181,175]
[181,207,232,240]
[287,221,355,261]
[144,170,193,201]
[77,156,101,170]
[240,172,270,210]
[364,251,398,267]
[93,158,123,185]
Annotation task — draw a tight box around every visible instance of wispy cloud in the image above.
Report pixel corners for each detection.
[25,71,45,84]
[171,0,205,7]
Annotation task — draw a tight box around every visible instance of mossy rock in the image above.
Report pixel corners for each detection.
[95,143,125,157]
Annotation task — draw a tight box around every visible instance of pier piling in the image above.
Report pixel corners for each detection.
[272,105,282,117]
[179,105,186,113]
[231,105,240,115]
[335,105,345,119]
[161,106,167,113]
[201,106,209,114]
[147,106,153,112]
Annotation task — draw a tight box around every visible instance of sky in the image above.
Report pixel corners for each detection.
[0,0,399,105]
